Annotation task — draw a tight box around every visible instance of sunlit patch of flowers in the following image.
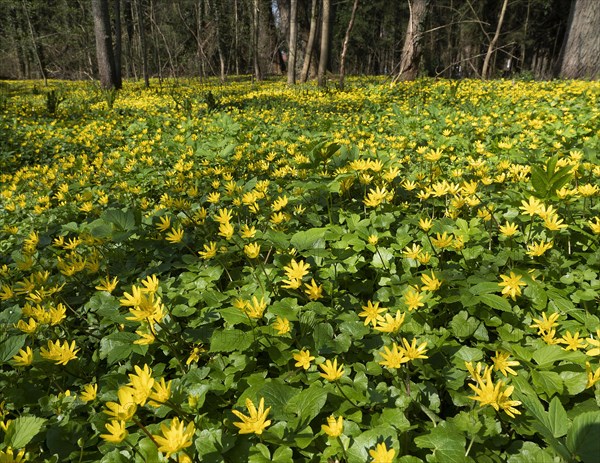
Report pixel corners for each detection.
[0,77,599,462]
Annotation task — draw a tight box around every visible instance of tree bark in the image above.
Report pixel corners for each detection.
[137,0,149,87]
[300,0,318,82]
[339,0,359,90]
[481,0,509,79]
[317,0,331,87]
[92,0,119,89]
[559,0,600,79]
[287,0,298,84]
[252,0,261,80]
[394,0,429,82]
[113,0,122,87]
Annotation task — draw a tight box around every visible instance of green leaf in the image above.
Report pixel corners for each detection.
[547,397,569,438]
[478,294,512,312]
[4,416,46,448]
[531,370,563,397]
[286,385,328,428]
[271,446,293,463]
[566,410,600,463]
[209,329,253,353]
[257,381,297,421]
[468,281,502,295]
[414,423,466,463]
[99,332,147,364]
[136,437,161,463]
[0,334,27,364]
[290,227,328,250]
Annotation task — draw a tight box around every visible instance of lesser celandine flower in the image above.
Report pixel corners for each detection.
[282,259,310,289]
[359,300,386,326]
[165,226,184,243]
[588,217,600,234]
[198,242,218,259]
[530,311,560,334]
[498,272,526,300]
[80,383,98,402]
[491,351,520,376]
[293,349,315,370]
[369,442,396,463]
[100,420,128,444]
[11,346,33,367]
[420,272,442,292]
[499,221,519,237]
[244,242,261,259]
[321,415,344,438]
[40,340,79,365]
[526,240,553,257]
[0,448,27,462]
[419,217,433,232]
[364,186,389,208]
[128,364,154,406]
[153,417,195,458]
[375,311,406,333]
[272,316,290,335]
[378,343,405,369]
[520,196,543,216]
[403,287,425,311]
[558,331,587,351]
[586,330,600,356]
[304,279,324,300]
[104,386,137,421]
[319,358,345,381]
[95,275,119,293]
[399,337,428,362]
[232,397,271,435]
[586,362,600,388]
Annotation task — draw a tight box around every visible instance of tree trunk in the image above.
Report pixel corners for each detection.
[481,0,509,79]
[21,0,47,85]
[394,0,429,82]
[137,0,149,87]
[559,0,600,79]
[317,0,331,87]
[339,0,359,90]
[92,0,118,89]
[113,0,122,87]
[252,0,261,80]
[287,0,298,84]
[124,0,136,78]
[300,0,318,82]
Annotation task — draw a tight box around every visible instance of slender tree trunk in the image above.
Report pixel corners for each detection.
[300,0,318,82]
[92,0,118,89]
[113,0,122,87]
[137,0,149,87]
[559,0,600,79]
[339,0,359,90]
[22,0,47,85]
[481,0,509,79]
[124,0,135,78]
[394,0,429,82]
[317,0,331,87]
[253,0,261,80]
[287,0,298,84]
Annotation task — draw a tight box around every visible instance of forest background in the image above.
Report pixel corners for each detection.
[0,0,599,88]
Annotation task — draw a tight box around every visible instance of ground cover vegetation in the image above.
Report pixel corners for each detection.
[0,77,599,462]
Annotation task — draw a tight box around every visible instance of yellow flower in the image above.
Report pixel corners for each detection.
[558,331,587,351]
[319,358,345,381]
[543,213,568,231]
[16,318,37,334]
[420,272,442,292]
[530,311,560,333]
[128,364,154,406]
[244,242,261,259]
[11,346,33,367]
[419,217,433,232]
[499,222,519,237]
[141,275,160,293]
[321,415,343,438]
[491,351,520,376]
[95,276,119,293]
[431,232,453,249]
[232,397,271,435]
[0,448,27,463]
[293,349,315,370]
[165,226,184,243]
[40,340,79,365]
[282,259,310,289]
[80,383,98,403]
[155,215,171,232]
[134,329,155,345]
[359,300,386,326]
[403,287,425,311]
[498,272,526,300]
[153,417,195,458]
[273,316,291,335]
[214,208,234,224]
[240,224,257,238]
[586,330,600,356]
[368,234,379,245]
[244,296,267,319]
[100,420,128,444]
[304,279,324,300]
[586,362,600,388]
[526,240,553,257]
[369,442,396,463]
[218,222,235,240]
[149,378,172,407]
[207,192,220,203]
[399,337,428,362]
[578,184,598,197]
[520,196,543,216]
[403,243,422,259]
[375,310,406,334]
[378,343,405,369]
[104,386,137,421]
[364,186,390,208]
[495,384,522,418]
[272,195,288,211]
[198,242,218,260]
[588,217,600,234]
